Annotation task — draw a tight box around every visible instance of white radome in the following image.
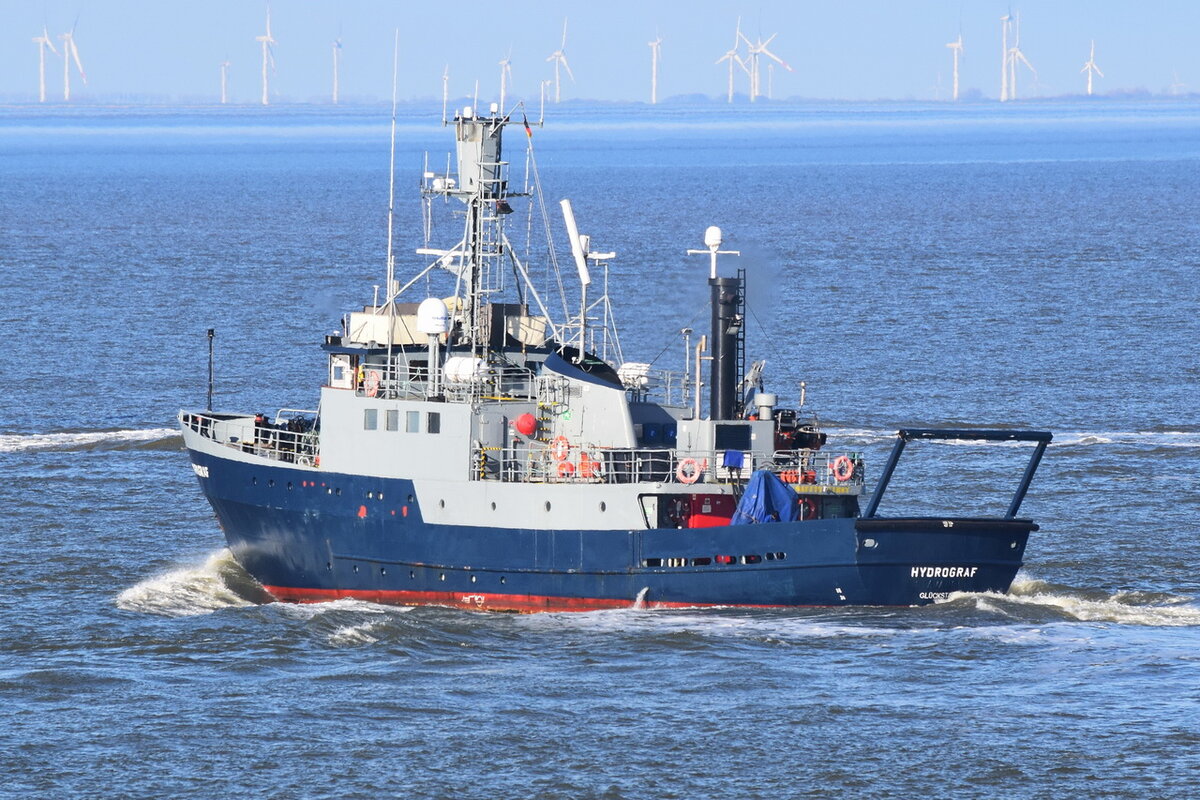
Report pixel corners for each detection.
[704,225,723,249]
[416,297,451,335]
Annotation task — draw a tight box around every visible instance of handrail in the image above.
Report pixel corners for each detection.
[472,443,865,488]
[182,411,320,467]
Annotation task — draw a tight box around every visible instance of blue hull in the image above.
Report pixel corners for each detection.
[188,449,1033,611]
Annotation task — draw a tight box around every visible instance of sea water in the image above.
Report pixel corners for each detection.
[2,101,1199,798]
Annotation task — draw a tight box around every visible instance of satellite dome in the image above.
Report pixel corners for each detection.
[704,226,722,249]
[416,297,451,335]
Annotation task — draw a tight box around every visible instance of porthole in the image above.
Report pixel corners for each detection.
[409,570,415,579]
[367,491,375,499]
[378,492,384,501]
[1010,541,1018,549]
[863,538,877,548]
[439,573,446,581]
[251,477,258,486]
[352,564,359,573]
[287,482,293,491]
[327,487,332,495]
[545,501,552,512]
[491,502,497,511]
[599,501,606,512]
[408,494,415,503]
[500,576,506,584]
[439,499,445,509]
[470,575,477,583]
[335,487,342,496]
[326,562,332,571]
[380,567,387,576]
[267,479,275,488]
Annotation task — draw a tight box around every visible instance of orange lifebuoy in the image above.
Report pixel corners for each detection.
[549,436,571,461]
[579,451,604,479]
[556,460,576,478]
[676,457,705,485]
[831,455,854,482]
[364,369,381,398]
[798,497,818,520]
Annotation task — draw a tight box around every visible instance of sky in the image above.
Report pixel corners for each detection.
[2,1,1197,104]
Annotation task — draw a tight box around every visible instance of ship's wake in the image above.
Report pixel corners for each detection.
[0,427,180,454]
[948,578,1200,627]
[115,549,272,617]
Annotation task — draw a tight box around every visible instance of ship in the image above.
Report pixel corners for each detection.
[179,104,1051,612]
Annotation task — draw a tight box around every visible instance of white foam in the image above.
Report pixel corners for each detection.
[116,549,256,617]
[0,427,178,454]
[519,605,902,641]
[271,597,410,621]
[327,622,383,646]
[952,579,1200,627]
[1050,430,1200,449]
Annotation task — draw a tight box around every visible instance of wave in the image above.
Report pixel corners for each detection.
[1049,430,1200,449]
[0,427,180,454]
[947,578,1200,627]
[115,549,272,617]
[825,427,1200,449]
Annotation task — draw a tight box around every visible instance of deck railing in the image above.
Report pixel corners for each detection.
[356,362,539,403]
[472,442,865,487]
[181,410,320,467]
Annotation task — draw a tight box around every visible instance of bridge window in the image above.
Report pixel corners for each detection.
[427,412,441,434]
[386,409,399,431]
[363,409,378,430]
[406,410,419,432]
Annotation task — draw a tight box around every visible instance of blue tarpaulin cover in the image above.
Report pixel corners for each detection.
[730,470,799,525]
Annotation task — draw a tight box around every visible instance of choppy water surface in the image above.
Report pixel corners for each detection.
[2,102,1199,798]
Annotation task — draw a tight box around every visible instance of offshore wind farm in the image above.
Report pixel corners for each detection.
[6,2,1200,799]
[2,2,1197,106]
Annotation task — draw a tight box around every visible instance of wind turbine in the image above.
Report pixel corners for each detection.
[499,51,513,110]
[546,18,574,103]
[256,8,276,106]
[32,25,58,104]
[1081,40,1103,96]
[1170,70,1187,96]
[332,37,342,104]
[999,13,1011,101]
[220,60,231,104]
[741,32,792,103]
[1007,12,1036,100]
[715,18,748,103]
[946,34,964,101]
[59,23,87,102]
[648,34,662,104]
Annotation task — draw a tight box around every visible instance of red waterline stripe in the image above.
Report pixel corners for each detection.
[261,584,801,613]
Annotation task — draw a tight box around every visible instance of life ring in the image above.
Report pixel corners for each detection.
[556,461,576,479]
[579,451,604,480]
[676,457,705,485]
[831,455,854,482]
[549,436,571,461]
[364,369,381,398]
[798,497,818,520]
